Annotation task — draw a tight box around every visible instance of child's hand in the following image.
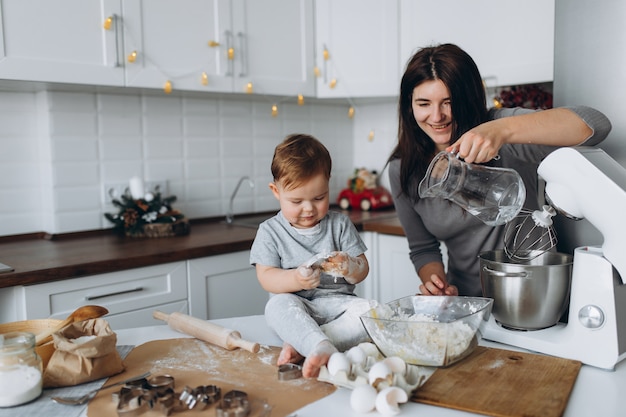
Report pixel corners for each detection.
[296,265,321,289]
[322,252,367,284]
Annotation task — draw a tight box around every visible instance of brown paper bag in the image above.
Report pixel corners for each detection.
[43,318,125,388]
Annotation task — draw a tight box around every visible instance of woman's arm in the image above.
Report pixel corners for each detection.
[451,106,611,163]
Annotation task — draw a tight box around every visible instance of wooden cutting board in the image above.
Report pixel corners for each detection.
[412,346,581,417]
[87,338,336,417]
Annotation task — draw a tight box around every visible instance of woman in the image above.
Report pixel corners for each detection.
[388,43,611,296]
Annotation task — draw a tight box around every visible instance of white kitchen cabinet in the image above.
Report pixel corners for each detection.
[314,0,400,98]
[399,0,555,87]
[17,262,189,330]
[0,0,124,86]
[122,0,316,95]
[0,0,399,98]
[374,234,419,303]
[229,0,315,97]
[120,0,232,93]
[188,251,269,320]
[373,233,449,303]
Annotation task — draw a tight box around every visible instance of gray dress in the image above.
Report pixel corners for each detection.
[389,106,612,296]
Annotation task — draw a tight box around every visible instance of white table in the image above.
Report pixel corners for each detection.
[113,315,625,417]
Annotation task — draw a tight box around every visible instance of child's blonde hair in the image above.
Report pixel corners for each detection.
[271,134,332,190]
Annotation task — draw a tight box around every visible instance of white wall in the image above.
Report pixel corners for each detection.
[552,0,625,253]
[0,90,366,236]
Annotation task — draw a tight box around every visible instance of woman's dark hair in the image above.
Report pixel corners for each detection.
[388,43,489,196]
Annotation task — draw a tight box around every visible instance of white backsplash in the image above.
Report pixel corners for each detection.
[0,89,399,236]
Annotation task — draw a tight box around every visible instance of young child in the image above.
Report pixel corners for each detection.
[250,134,375,378]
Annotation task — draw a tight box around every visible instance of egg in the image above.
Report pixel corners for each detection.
[346,346,367,366]
[375,386,408,416]
[327,352,351,376]
[358,342,383,360]
[350,384,377,413]
[382,356,407,375]
[368,361,392,387]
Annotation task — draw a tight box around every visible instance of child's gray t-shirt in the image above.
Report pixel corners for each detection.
[249,210,367,299]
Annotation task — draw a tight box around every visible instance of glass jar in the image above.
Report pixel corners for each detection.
[0,331,43,407]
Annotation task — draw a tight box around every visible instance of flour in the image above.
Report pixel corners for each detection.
[0,364,42,407]
[367,311,476,367]
[70,335,97,345]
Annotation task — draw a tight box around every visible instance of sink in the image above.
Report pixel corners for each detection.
[224,214,273,229]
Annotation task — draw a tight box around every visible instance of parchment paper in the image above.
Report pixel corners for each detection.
[87,338,336,417]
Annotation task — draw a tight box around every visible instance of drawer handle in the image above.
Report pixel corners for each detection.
[85,287,144,301]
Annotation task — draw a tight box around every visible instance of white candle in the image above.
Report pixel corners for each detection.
[129,176,145,200]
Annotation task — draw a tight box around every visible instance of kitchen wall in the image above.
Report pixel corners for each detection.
[0,89,399,237]
[551,0,625,252]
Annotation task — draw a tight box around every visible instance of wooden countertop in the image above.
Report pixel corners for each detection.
[0,209,401,289]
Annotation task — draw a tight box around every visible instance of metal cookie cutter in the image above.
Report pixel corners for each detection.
[115,374,181,417]
[216,390,251,417]
[115,387,152,417]
[278,363,302,380]
[147,375,175,396]
[179,384,221,410]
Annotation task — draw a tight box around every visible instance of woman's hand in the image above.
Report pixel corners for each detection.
[447,120,508,164]
[420,273,459,296]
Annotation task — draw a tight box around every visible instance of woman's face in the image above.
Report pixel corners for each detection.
[411,79,453,151]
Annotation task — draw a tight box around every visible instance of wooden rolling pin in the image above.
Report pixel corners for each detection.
[152,311,260,353]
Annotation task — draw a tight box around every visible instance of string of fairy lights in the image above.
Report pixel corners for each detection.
[103,15,368,135]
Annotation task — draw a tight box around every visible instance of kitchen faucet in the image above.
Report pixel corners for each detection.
[226,176,255,224]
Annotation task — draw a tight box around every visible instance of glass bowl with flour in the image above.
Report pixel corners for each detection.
[361,296,493,367]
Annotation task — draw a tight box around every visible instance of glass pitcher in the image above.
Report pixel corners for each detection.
[418,151,526,226]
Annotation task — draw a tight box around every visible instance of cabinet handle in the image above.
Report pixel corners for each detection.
[322,43,329,84]
[225,30,234,76]
[85,286,144,301]
[237,32,247,77]
[104,14,122,68]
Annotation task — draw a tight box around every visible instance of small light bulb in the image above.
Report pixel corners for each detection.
[297,94,304,106]
[368,130,375,141]
[127,51,137,63]
[329,78,337,89]
[271,104,278,117]
[208,40,220,47]
[103,17,113,30]
[313,67,321,77]
[246,82,253,94]
[228,47,235,60]
[348,107,355,118]
[164,81,172,94]
[323,48,330,61]
[201,72,208,85]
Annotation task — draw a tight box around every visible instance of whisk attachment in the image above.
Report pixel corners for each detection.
[504,205,557,261]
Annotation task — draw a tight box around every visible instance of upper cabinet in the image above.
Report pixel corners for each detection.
[399,0,555,87]
[0,0,124,86]
[314,0,400,98]
[0,0,554,97]
[122,0,316,96]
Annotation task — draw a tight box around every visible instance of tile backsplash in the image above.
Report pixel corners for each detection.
[0,89,398,236]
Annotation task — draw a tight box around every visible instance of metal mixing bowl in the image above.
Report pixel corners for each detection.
[479,249,573,330]
[360,296,493,367]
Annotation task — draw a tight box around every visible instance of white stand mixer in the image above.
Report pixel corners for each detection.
[482,147,626,370]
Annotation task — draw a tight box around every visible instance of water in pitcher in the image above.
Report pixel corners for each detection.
[419,152,526,226]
